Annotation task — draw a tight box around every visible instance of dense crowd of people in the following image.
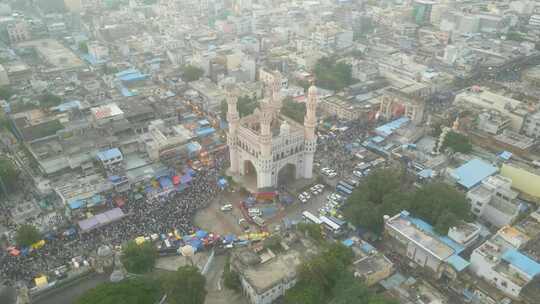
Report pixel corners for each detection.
[0,152,228,287]
[316,120,370,176]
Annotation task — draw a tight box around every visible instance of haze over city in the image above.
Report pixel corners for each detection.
[1,0,540,303]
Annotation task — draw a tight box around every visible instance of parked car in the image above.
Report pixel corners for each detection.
[220,204,233,211]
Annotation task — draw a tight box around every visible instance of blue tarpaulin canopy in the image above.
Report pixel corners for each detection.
[498,151,513,160]
[97,148,122,162]
[159,177,173,189]
[69,200,84,209]
[195,230,208,238]
[188,238,203,251]
[224,234,237,243]
[342,238,354,247]
[196,127,216,137]
[218,177,228,189]
[180,173,193,184]
[187,142,201,155]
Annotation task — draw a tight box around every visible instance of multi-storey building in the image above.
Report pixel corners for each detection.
[467,175,520,228]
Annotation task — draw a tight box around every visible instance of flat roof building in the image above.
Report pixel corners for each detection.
[384,210,470,279]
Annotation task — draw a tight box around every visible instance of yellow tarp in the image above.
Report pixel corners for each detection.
[31,240,46,250]
[35,276,48,288]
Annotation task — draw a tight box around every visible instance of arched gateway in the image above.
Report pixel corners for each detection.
[226,70,318,190]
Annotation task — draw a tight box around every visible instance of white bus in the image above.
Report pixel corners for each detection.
[302,211,322,225]
[319,215,343,235]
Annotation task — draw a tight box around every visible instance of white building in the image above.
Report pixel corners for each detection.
[311,22,353,51]
[0,64,9,87]
[448,222,481,248]
[384,211,470,279]
[522,111,540,139]
[470,226,540,299]
[7,21,30,44]
[467,175,520,228]
[529,15,540,28]
[227,71,317,189]
[454,87,528,132]
[142,120,193,162]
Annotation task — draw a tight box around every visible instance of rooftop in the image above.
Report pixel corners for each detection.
[501,249,540,279]
[450,158,498,190]
[386,211,469,271]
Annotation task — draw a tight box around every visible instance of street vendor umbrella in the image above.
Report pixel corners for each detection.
[180,245,194,257]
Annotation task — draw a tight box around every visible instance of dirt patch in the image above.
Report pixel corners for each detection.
[194,191,246,235]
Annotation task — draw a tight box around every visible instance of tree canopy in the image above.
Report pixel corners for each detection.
[75,277,161,304]
[79,42,89,54]
[313,57,353,91]
[220,95,258,119]
[39,93,63,108]
[281,97,306,124]
[441,131,472,154]
[343,168,410,234]
[15,224,41,247]
[223,255,241,292]
[284,243,353,304]
[0,86,14,100]
[297,222,324,243]
[0,157,19,196]
[182,65,204,82]
[161,265,207,304]
[409,182,471,234]
[120,241,157,274]
[285,242,396,304]
[343,168,471,235]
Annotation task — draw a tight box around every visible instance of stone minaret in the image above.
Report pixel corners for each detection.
[303,85,318,179]
[269,73,283,117]
[226,90,240,174]
[258,104,274,188]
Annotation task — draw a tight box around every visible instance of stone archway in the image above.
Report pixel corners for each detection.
[243,159,257,178]
[277,163,296,188]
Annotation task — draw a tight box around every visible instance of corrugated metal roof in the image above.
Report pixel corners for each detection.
[451,158,498,189]
[502,249,540,278]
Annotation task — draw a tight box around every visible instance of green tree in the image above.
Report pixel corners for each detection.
[0,157,19,195]
[297,222,324,243]
[263,235,283,252]
[313,57,353,91]
[121,241,157,274]
[281,97,306,123]
[330,272,370,304]
[15,224,41,247]
[161,265,207,304]
[285,243,354,304]
[441,131,472,154]
[79,42,89,54]
[182,65,204,82]
[343,168,409,234]
[220,95,258,119]
[410,182,471,234]
[0,86,14,100]
[75,277,161,304]
[223,256,241,292]
[284,281,326,304]
[39,93,63,108]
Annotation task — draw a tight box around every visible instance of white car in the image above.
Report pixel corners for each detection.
[328,172,337,178]
[220,204,233,211]
[353,170,363,178]
[302,192,311,199]
[248,208,261,216]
